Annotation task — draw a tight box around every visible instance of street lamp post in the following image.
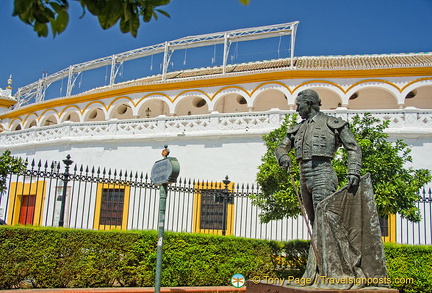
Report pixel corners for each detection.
[151,146,180,293]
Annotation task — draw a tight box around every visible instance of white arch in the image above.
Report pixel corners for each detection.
[253,89,290,111]
[401,79,432,104]
[23,114,39,129]
[251,83,291,108]
[213,91,250,113]
[10,120,22,131]
[136,95,173,117]
[292,84,344,108]
[107,98,135,119]
[83,103,108,121]
[60,106,83,123]
[39,111,60,126]
[173,91,211,115]
[345,82,400,106]
[213,88,251,109]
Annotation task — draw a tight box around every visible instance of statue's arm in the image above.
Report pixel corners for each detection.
[337,124,362,193]
[275,134,294,170]
[339,125,362,177]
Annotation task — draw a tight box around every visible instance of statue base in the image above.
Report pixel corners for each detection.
[246,280,399,293]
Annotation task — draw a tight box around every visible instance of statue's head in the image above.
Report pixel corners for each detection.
[297,89,321,108]
[296,89,321,119]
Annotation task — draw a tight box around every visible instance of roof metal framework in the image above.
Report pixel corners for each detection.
[13,21,299,108]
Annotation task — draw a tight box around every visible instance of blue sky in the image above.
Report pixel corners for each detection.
[1,0,432,93]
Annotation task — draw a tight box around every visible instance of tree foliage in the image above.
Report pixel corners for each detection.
[12,0,250,38]
[0,150,27,195]
[252,113,431,223]
[252,114,301,223]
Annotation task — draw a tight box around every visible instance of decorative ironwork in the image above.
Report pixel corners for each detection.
[1,155,431,244]
[14,22,299,107]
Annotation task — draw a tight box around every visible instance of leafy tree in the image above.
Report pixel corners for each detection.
[12,0,250,38]
[0,150,27,195]
[252,113,431,223]
[252,114,301,223]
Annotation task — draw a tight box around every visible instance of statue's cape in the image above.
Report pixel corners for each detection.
[302,173,389,289]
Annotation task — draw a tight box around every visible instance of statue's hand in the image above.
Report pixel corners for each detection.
[347,174,360,195]
[279,155,291,171]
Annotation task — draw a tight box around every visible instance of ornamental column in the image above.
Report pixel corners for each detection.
[0,75,17,115]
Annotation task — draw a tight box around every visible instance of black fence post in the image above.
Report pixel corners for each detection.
[59,154,73,227]
[221,176,231,236]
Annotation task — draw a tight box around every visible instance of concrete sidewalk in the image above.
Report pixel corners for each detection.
[0,286,246,293]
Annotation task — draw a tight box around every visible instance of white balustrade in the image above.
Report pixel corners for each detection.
[1,109,432,147]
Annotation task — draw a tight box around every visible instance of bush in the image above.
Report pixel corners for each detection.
[384,243,432,293]
[0,227,145,288]
[0,226,430,293]
[0,227,280,289]
[273,240,309,279]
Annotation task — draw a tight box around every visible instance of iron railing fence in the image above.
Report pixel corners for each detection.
[0,156,430,244]
[395,188,432,245]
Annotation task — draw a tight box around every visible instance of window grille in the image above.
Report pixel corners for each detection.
[100,188,125,226]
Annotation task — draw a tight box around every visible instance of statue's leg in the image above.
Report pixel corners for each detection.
[300,182,314,225]
[298,160,340,287]
[310,160,337,211]
[300,162,315,225]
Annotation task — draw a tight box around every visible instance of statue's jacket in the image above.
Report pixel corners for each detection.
[275,112,361,176]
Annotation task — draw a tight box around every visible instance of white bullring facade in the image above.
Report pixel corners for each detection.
[0,23,431,243]
[1,55,432,182]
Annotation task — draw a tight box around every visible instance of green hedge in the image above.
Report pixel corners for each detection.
[0,226,285,289]
[0,226,430,293]
[385,243,432,293]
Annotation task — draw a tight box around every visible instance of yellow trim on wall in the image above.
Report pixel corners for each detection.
[213,86,251,99]
[382,214,396,243]
[136,93,174,105]
[93,183,130,230]
[0,98,17,108]
[2,67,431,120]
[82,101,108,113]
[9,117,22,125]
[250,81,291,96]
[22,113,38,126]
[192,181,235,236]
[176,89,212,101]
[346,79,401,93]
[292,80,346,94]
[107,96,135,109]
[401,77,432,92]
[7,181,46,225]
[58,105,82,117]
